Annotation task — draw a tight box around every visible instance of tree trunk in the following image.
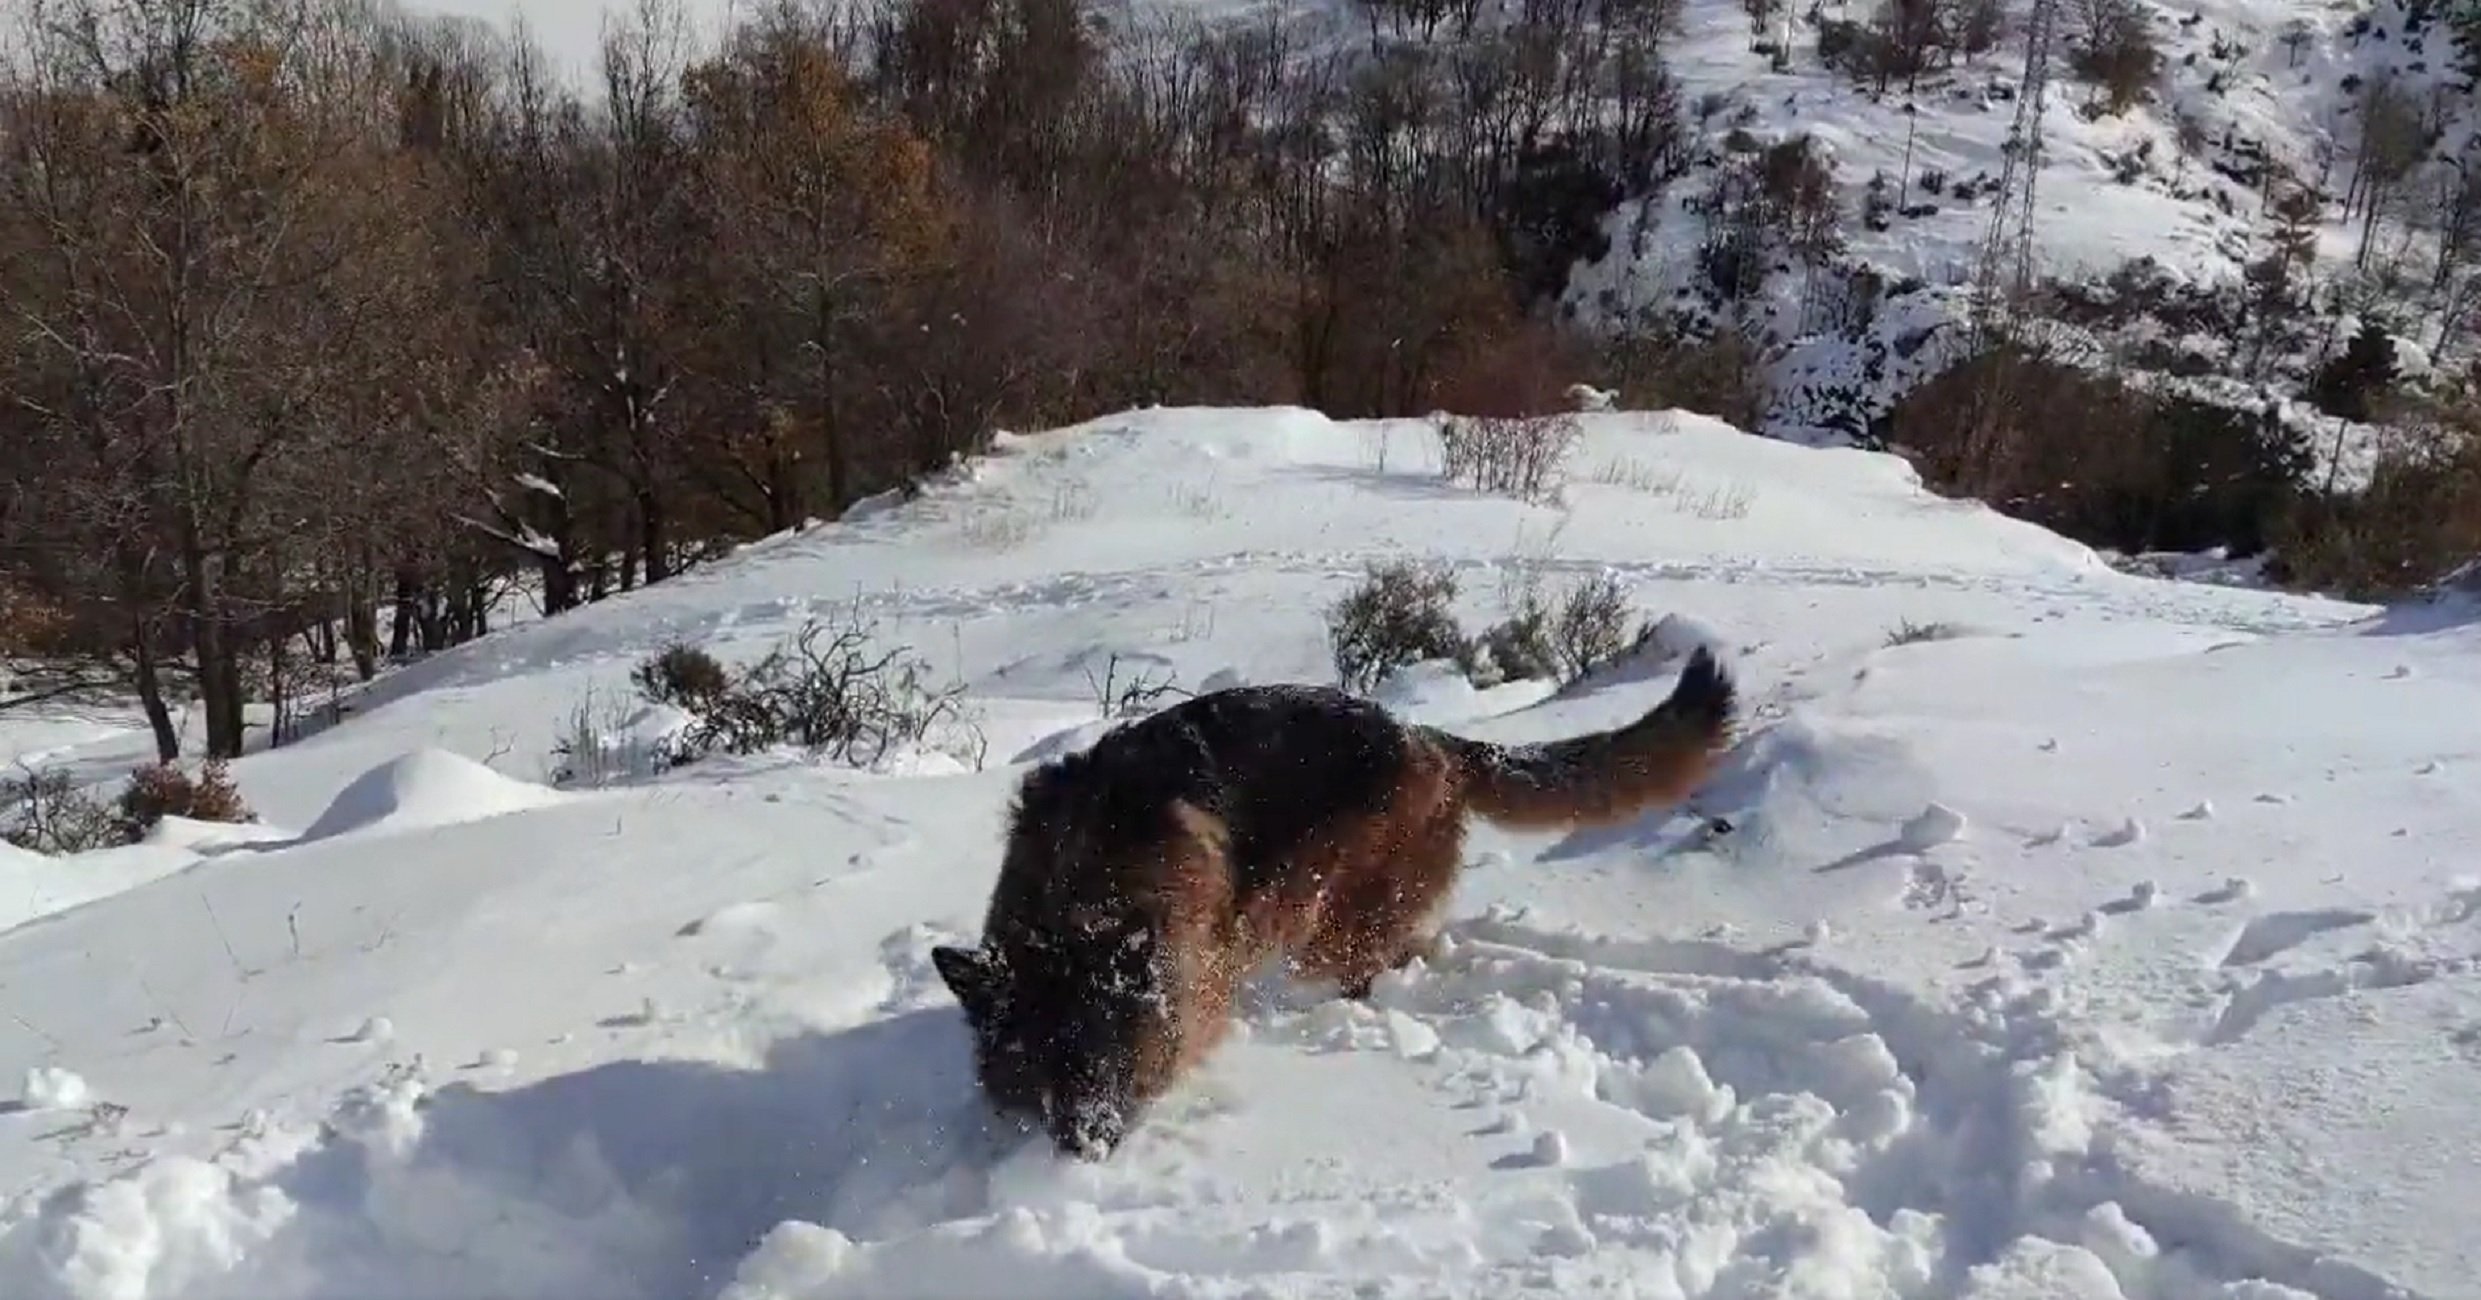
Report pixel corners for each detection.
[391,573,417,657]
[817,285,849,514]
[638,488,670,584]
[540,551,578,614]
[418,588,447,651]
[268,638,289,748]
[346,586,380,681]
[179,540,246,760]
[767,451,801,533]
[131,620,178,763]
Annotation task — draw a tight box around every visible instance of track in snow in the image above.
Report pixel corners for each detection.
[12,913,2422,1300]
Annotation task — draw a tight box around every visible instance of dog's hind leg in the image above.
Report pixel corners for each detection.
[1371,814,1466,987]
[1300,811,1466,1000]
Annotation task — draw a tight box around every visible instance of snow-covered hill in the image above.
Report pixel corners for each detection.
[1116,0,2481,461]
[0,405,2471,1299]
[1561,0,2481,450]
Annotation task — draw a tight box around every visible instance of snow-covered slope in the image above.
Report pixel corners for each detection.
[0,406,2472,1300]
[1555,0,2481,448]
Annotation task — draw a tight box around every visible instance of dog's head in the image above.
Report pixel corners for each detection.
[933,912,1169,1160]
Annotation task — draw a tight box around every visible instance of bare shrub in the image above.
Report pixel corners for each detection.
[631,643,732,713]
[1327,559,1469,694]
[548,685,683,789]
[1468,591,1558,686]
[1470,571,1654,686]
[1548,573,1646,680]
[115,759,253,840]
[1592,456,1686,493]
[2068,0,2162,114]
[2272,426,2481,600]
[1422,317,1593,420]
[1048,479,1099,522]
[1590,455,1754,519]
[1085,653,1191,719]
[1680,481,1756,520]
[1,765,121,854]
[1602,331,1771,431]
[1886,343,2310,555]
[640,615,978,768]
[1437,413,1581,502]
[0,584,82,660]
[1886,619,1965,645]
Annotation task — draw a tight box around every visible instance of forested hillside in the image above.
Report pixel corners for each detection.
[5,0,2480,765]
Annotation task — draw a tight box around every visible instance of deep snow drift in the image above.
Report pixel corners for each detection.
[0,406,2471,1300]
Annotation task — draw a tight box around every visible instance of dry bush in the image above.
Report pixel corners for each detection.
[635,616,977,768]
[1887,344,2309,555]
[2068,0,2163,114]
[631,643,733,713]
[1592,455,1684,493]
[1469,571,1654,686]
[115,759,253,840]
[1590,455,1756,520]
[547,685,684,789]
[1468,592,1558,686]
[1423,317,1593,419]
[1327,559,1469,694]
[1,766,120,854]
[1437,413,1582,503]
[1886,619,1965,646]
[1547,573,1645,680]
[1084,652,1190,719]
[2271,428,2481,600]
[1603,331,1771,431]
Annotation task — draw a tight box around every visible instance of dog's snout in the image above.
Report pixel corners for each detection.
[1050,1096,1127,1160]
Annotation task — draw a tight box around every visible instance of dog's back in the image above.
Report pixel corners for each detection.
[1049,684,1408,892]
[940,651,1739,1158]
[978,684,1416,939]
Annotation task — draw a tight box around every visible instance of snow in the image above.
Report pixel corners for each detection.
[0,404,2471,1300]
[299,748,568,842]
[18,1068,91,1112]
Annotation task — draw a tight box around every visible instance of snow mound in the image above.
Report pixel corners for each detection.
[301,748,565,842]
[19,1065,91,1111]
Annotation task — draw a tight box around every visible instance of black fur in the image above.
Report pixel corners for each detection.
[1661,646,1734,736]
[1007,683,1407,903]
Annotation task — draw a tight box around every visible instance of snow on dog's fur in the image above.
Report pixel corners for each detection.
[933,647,1738,1158]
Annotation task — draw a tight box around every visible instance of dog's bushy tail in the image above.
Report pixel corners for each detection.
[1430,645,1736,830]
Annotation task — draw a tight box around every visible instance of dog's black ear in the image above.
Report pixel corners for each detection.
[932,944,1001,1018]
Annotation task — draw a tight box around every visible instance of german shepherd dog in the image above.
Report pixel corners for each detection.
[932,646,1736,1159]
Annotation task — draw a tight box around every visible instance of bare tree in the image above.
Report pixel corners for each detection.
[2345,75,2429,270]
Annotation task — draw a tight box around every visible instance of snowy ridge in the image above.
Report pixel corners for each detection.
[0,406,2471,1300]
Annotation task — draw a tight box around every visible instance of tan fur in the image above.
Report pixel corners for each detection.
[1431,708,1724,829]
[1148,697,1719,1045]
